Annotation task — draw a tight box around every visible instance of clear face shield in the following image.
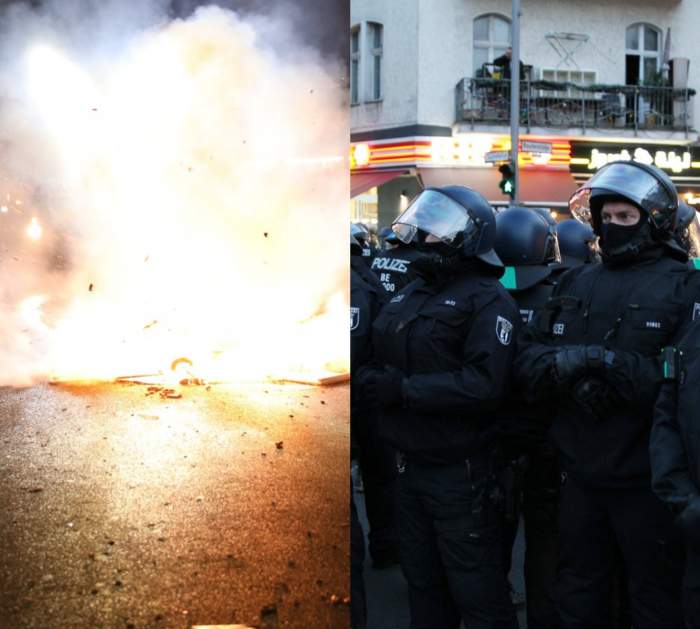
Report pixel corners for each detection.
[392,189,476,247]
[569,162,674,224]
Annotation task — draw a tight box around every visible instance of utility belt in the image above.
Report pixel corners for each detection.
[396,448,502,476]
[396,449,506,516]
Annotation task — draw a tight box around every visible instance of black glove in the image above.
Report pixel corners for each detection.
[677,495,700,547]
[363,366,405,410]
[552,345,615,387]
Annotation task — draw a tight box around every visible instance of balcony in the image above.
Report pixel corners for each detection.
[456,77,696,135]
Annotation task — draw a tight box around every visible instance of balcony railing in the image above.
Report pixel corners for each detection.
[456,78,696,134]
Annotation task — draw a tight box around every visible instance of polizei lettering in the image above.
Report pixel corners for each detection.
[371,257,409,274]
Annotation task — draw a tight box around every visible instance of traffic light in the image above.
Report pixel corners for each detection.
[498,163,515,200]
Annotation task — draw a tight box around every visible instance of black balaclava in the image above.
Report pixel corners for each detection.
[412,241,458,280]
[594,196,657,264]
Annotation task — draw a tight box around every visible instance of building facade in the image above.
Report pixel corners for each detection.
[350,0,700,230]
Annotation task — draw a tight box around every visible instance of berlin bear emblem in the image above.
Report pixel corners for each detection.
[496,315,513,346]
[350,307,360,331]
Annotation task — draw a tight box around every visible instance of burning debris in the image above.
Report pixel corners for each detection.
[0,0,347,386]
[145,385,182,400]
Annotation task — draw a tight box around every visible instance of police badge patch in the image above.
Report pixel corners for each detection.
[350,307,360,331]
[694,302,700,321]
[496,315,513,346]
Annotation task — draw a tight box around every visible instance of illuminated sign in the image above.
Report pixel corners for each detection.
[350,134,571,171]
[490,137,571,169]
[351,143,370,167]
[431,134,495,167]
[570,141,700,176]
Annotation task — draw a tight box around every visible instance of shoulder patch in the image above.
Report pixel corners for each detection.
[496,315,513,346]
[693,302,700,321]
[350,306,360,331]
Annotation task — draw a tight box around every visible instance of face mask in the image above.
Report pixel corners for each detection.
[417,239,455,257]
[599,220,645,256]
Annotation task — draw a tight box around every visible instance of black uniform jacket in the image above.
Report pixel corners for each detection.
[369,267,520,465]
[500,278,557,456]
[351,257,383,373]
[651,320,700,505]
[516,250,700,488]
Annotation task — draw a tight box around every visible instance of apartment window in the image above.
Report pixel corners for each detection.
[351,26,360,105]
[367,22,383,100]
[625,23,662,85]
[473,14,511,75]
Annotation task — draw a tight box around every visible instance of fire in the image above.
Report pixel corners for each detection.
[26,217,42,240]
[0,6,348,386]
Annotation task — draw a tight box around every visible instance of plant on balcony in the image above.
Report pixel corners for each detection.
[642,70,670,125]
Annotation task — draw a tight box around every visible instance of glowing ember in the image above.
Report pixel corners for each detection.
[26,217,42,240]
[0,4,348,385]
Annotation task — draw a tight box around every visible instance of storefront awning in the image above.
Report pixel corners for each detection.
[416,168,580,205]
[351,170,406,198]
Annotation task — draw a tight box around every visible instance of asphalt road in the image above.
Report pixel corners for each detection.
[0,381,349,629]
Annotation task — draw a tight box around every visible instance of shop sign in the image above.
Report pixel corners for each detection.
[570,141,700,176]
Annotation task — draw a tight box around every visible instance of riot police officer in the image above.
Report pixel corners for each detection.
[369,231,423,297]
[515,161,697,628]
[495,207,561,629]
[650,320,700,628]
[351,226,399,571]
[358,186,520,629]
[350,232,376,629]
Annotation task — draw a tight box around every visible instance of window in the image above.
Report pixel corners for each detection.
[625,23,662,85]
[351,26,360,105]
[367,22,383,100]
[473,14,511,74]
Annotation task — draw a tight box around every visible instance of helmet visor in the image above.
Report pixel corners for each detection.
[392,189,473,245]
[569,162,674,223]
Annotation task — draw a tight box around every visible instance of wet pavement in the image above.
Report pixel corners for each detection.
[0,381,349,629]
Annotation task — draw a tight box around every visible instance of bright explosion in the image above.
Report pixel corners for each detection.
[0,4,348,385]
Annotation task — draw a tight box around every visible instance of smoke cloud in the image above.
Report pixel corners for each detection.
[0,0,348,384]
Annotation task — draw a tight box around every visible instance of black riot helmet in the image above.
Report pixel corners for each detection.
[674,200,700,257]
[392,186,502,271]
[531,207,558,229]
[351,222,372,257]
[379,225,401,249]
[569,161,678,239]
[495,207,560,289]
[556,219,597,267]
